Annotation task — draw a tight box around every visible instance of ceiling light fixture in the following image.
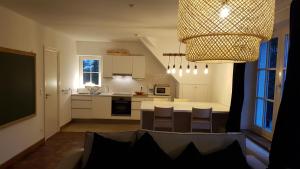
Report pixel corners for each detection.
[172,56,176,74]
[166,55,171,74]
[193,63,198,75]
[219,0,230,19]
[204,64,209,75]
[186,62,190,74]
[179,65,183,77]
[178,43,183,77]
[163,52,185,75]
[177,0,275,63]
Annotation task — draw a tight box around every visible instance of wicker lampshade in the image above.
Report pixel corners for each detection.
[177,0,275,63]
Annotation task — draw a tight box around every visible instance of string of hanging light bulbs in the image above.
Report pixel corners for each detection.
[163,54,209,76]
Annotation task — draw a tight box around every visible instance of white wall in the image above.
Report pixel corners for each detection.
[140,36,232,102]
[76,41,178,97]
[0,6,77,164]
[210,63,234,106]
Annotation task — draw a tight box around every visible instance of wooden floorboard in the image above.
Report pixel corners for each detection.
[7,132,85,169]
[6,120,140,169]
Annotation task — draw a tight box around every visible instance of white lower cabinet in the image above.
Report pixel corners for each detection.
[72,109,93,119]
[131,101,142,120]
[131,110,141,120]
[92,96,111,119]
[71,95,92,119]
[72,95,111,119]
[131,96,171,120]
[72,95,171,120]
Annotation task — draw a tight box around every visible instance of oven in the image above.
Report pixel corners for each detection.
[111,96,131,116]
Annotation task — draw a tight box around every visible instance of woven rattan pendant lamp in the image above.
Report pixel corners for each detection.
[177,0,275,63]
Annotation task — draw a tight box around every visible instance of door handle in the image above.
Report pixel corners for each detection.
[46,94,51,99]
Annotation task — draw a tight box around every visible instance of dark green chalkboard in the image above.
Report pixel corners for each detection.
[0,47,36,127]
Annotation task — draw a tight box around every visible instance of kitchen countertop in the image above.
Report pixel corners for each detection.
[141,101,229,113]
[72,93,114,96]
[71,93,171,98]
[132,94,171,98]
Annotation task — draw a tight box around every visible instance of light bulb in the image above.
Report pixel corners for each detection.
[179,65,183,77]
[167,65,171,74]
[204,64,209,75]
[193,65,198,75]
[219,5,230,18]
[186,65,190,74]
[172,65,176,74]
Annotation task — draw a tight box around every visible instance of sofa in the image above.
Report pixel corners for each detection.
[56,130,267,169]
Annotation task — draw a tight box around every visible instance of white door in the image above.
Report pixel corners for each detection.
[44,48,59,140]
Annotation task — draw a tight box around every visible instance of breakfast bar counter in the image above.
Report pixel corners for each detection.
[140,101,230,132]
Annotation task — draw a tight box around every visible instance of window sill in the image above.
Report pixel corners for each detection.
[241,129,271,152]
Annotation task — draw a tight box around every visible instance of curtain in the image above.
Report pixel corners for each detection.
[225,63,245,132]
[268,0,300,168]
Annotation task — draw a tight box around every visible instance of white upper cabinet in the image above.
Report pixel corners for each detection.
[102,55,113,77]
[112,56,133,74]
[132,56,145,79]
[102,55,145,78]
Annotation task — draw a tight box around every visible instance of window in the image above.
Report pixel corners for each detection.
[282,34,289,91]
[80,56,101,86]
[254,38,278,132]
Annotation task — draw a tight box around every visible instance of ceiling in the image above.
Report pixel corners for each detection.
[0,0,291,42]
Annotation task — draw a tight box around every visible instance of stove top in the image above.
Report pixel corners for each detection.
[112,92,133,97]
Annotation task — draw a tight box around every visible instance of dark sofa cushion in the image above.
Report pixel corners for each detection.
[130,132,172,168]
[203,140,251,169]
[84,133,132,169]
[174,142,204,167]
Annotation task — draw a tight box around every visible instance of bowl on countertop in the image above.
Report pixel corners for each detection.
[135,91,145,96]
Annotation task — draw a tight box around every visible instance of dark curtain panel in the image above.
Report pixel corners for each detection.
[225,63,245,132]
[268,0,300,168]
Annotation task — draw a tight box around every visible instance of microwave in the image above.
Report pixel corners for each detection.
[154,85,171,96]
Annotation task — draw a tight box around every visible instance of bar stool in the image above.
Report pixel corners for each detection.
[191,107,212,132]
[153,106,174,132]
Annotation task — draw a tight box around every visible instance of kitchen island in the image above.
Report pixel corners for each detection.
[140,101,230,133]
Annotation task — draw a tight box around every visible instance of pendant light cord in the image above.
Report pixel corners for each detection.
[173,55,176,66]
[179,42,183,66]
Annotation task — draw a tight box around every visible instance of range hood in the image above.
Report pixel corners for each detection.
[112,73,132,76]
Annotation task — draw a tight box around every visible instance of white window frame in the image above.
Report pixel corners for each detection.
[79,55,101,87]
[253,38,278,138]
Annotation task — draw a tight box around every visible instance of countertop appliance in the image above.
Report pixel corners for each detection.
[154,84,171,96]
[111,96,131,116]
